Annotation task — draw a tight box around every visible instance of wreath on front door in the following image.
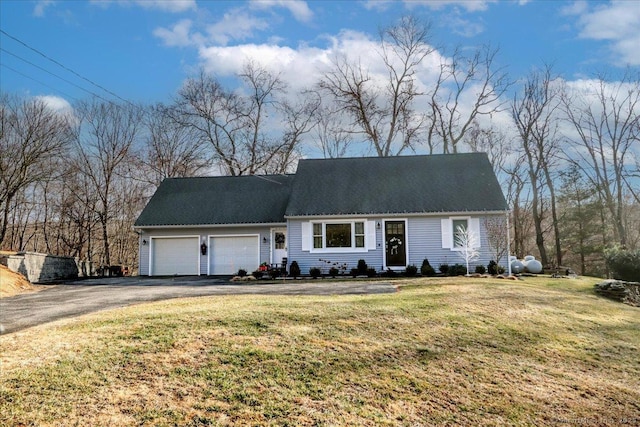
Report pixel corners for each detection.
[387,237,403,255]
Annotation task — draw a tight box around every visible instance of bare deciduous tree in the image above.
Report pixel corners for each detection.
[138,103,212,187]
[427,45,511,154]
[562,69,640,247]
[73,98,143,266]
[312,105,354,158]
[175,62,318,176]
[319,15,433,156]
[512,66,562,267]
[0,93,72,247]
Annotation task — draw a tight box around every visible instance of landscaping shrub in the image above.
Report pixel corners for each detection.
[252,270,264,279]
[449,264,467,276]
[439,263,450,275]
[309,267,321,279]
[329,267,339,277]
[487,260,498,275]
[357,259,368,275]
[474,265,486,275]
[367,268,377,278]
[604,247,640,282]
[350,268,359,277]
[289,261,301,279]
[381,268,397,277]
[421,259,436,276]
[405,265,418,277]
[237,269,247,277]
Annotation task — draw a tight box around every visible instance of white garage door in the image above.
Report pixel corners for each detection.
[151,237,199,276]
[209,236,259,275]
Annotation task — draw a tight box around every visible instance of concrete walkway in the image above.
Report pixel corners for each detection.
[0,276,396,335]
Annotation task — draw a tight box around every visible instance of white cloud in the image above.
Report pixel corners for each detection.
[570,0,640,66]
[33,0,55,17]
[363,0,497,13]
[446,14,485,37]
[89,0,196,13]
[34,95,76,123]
[403,0,496,13]
[196,29,449,97]
[153,19,195,47]
[250,0,313,22]
[205,9,270,45]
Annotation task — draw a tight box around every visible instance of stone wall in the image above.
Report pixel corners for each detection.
[1,252,80,284]
[594,280,640,307]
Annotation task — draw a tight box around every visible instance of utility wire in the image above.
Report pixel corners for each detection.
[1,48,113,104]
[0,63,80,103]
[0,29,134,106]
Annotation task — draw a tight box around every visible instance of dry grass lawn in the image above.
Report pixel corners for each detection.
[0,276,638,426]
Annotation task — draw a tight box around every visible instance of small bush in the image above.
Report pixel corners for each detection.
[289,261,301,278]
[329,267,339,277]
[309,267,321,279]
[252,270,264,279]
[421,259,436,277]
[350,268,359,277]
[449,264,467,276]
[405,265,418,277]
[367,268,377,278]
[357,259,368,275]
[237,269,247,277]
[439,264,450,275]
[381,268,397,278]
[487,260,498,275]
[474,265,486,275]
[605,247,640,282]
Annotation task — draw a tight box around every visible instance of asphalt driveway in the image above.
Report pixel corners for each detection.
[0,276,396,335]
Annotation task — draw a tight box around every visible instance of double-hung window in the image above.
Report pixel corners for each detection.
[442,217,480,250]
[452,218,468,248]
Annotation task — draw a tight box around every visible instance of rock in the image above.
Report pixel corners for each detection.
[594,280,640,307]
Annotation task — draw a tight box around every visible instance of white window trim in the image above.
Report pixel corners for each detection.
[442,216,480,251]
[304,219,373,253]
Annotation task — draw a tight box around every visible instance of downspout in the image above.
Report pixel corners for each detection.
[506,209,512,276]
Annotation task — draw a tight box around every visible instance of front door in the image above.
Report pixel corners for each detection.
[385,221,406,268]
[271,228,287,266]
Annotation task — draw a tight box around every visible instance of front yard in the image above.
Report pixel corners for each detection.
[1,276,638,426]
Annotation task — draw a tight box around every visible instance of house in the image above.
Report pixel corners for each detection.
[134,153,509,276]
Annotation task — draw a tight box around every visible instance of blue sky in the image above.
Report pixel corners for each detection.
[1,0,639,107]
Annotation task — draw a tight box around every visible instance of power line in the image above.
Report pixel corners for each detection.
[0,63,80,103]
[1,48,113,104]
[0,29,134,106]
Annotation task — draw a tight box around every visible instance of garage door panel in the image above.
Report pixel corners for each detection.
[210,236,259,275]
[152,237,199,276]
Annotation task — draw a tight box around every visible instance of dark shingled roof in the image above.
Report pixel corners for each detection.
[135,153,507,227]
[135,174,293,227]
[285,153,507,217]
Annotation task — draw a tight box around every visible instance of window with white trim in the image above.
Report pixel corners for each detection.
[307,220,370,251]
[452,219,468,248]
[442,217,480,250]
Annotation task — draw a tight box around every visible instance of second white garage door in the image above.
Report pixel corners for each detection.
[209,235,259,275]
[151,237,199,276]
